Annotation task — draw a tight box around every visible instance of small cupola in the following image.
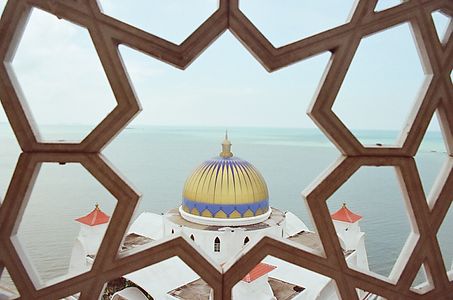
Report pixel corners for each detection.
[75,204,110,226]
[331,203,362,223]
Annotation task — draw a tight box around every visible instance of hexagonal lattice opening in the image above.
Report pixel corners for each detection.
[0,107,20,202]
[8,8,117,142]
[0,267,19,299]
[437,203,453,279]
[13,163,116,289]
[327,166,415,281]
[230,255,342,299]
[431,10,452,46]
[104,32,337,233]
[98,0,219,45]
[239,0,356,47]
[410,262,434,295]
[100,255,215,299]
[374,0,403,12]
[415,112,448,200]
[332,22,427,146]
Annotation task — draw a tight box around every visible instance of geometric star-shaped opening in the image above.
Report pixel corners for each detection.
[9,8,117,142]
[13,163,116,289]
[332,22,427,147]
[374,0,403,12]
[98,0,219,45]
[431,10,452,46]
[104,32,336,229]
[239,0,356,47]
[327,167,415,281]
[415,112,448,201]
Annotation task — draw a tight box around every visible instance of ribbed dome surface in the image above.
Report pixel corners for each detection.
[182,156,269,219]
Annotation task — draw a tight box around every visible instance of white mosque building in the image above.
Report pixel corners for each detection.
[68,135,371,300]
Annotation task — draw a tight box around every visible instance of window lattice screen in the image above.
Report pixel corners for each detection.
[0,0,452,299]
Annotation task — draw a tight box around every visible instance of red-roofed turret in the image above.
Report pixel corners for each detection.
[242,263,276,283]
[331,203,369,270]
[331,203,362,223]
[70,204,110,271]
[75,204,110,226]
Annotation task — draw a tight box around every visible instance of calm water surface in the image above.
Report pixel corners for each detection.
[0,125,451,291]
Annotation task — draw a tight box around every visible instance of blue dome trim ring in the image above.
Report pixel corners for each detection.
[182,198,269,218]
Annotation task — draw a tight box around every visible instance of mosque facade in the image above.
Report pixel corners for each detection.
[68,135,372,300]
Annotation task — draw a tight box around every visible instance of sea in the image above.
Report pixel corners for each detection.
[0,124,451,293]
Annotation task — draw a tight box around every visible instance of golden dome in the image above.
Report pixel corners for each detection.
[181,135,269,223]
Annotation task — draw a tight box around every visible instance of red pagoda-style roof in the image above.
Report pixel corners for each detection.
[242,263,276,283]
[75,204,110,226]
[331,203,362,223]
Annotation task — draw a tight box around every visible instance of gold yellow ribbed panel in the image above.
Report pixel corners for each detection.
[196,162,217,203]
[182,158,269,206]
[235,162,256,203]
[183,162,209,201]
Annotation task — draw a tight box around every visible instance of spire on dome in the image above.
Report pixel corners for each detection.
[219,130,233,158]
[75,204,110,226]
[331,203,362,223]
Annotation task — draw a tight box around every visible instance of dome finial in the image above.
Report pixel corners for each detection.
[220,130,233,158]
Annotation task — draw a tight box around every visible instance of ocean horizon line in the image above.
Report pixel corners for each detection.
[0,122,443,133]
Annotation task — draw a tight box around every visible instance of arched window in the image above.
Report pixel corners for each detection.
[244,237,250,245]
[190,234,195,241]
[214,237,220,252]
[171,229,174,234]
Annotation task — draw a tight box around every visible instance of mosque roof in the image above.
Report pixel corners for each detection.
[242,263,277,283]
[180,133,270,225]
[75,204,110,226]
[331,204,362,223]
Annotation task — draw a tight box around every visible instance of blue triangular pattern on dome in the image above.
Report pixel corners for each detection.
[210,204,222,215]
[183,198,269,218]
[185,199,196,211]
[221,205,236,216]
[249,202,261,213]
[235,204,251,215]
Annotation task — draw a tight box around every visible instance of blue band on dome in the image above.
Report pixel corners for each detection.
[182,198,269,218]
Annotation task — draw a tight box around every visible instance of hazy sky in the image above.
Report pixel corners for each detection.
[0,0,449,132]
